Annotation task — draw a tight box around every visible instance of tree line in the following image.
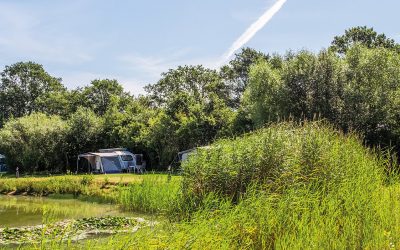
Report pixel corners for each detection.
[0,26,399,173]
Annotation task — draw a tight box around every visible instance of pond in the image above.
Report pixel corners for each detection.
[0,195,134,228]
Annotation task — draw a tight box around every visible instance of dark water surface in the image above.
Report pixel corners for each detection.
[0,195,133,228]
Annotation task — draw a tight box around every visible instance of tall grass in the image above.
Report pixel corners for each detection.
[5,122,400,249]
[0,175,90,196]
[123,121,400,249]
[179,122,383,209]
[118,175,181,213]
[0,174,181,214]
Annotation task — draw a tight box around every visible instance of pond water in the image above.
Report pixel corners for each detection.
[0,195,134,228]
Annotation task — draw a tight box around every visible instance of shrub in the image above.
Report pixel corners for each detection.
[0,113,68,173]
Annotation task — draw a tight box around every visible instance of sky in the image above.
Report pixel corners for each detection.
[0,0,398,95]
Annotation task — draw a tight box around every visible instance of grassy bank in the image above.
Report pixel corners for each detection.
[0,174,181,214]
[88,122,400,249]
[4,122,400,249]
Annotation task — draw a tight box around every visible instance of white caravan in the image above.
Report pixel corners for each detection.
[77,148,144,174]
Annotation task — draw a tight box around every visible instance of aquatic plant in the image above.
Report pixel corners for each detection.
[0,216,143,245]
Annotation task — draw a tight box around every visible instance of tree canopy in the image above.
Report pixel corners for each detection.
[0,62,64,125]
[1,26,400,173]
[331,26,400,54]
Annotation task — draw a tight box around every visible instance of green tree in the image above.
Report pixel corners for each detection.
[243,45,400,155]
[35,90,78,118]
[0,113,68,173]
[331,26,400,54]
[0,62,64,125]
[145,65,230,107]
[341,45,400,147]
[243,59,284,127]
[102,95,151,148]
[143,66,235,167]
[282,50,345,122]
[65,107,105,167]
[220,47,269,107]
[81,79,126,116]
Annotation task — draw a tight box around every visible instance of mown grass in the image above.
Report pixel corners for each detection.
[4,121,400,249]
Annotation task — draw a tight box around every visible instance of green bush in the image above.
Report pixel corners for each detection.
[0,113,68,173]
[182,121,382,204]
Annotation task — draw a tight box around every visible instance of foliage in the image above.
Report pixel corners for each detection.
[331,26,400,54]
[220,47,270,107]
[145,65,230,107]
[243,59,284,126]
[244,46,400,152]
[65,107,105,167]
[0,62,64,126]
[0,26,400,171]
[81,79,128,116]
[0,113,68,172]
[143,66,235,167]
[101,96,150,152]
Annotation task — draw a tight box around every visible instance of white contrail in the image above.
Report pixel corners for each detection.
[218,0,287,66]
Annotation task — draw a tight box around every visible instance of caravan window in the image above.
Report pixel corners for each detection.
[101,156,122,173]
[121,155,133,161]
[0,158,5,164]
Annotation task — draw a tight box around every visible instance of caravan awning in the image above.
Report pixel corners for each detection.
[90,152,119,157]
[77,152,122,174]
[78,152,119,161]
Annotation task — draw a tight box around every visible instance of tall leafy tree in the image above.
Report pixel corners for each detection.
[65,107,105,167]
[0,62,64,125]
[81,79,126,116]
[243,45,400,154]
[145,65,230,107]
[331,26,400,54]
[220,47,269,107]
[243,59,285,127]
[281,50,345,122]
[102,95,150,148]
[341,45,400,147]
[143,65,234,167]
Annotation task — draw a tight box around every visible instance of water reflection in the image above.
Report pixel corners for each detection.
[0,195,132,227]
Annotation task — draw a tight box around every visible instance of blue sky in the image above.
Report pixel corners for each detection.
[0,0,398,94]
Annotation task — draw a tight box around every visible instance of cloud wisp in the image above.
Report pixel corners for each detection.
[218,0,287,66]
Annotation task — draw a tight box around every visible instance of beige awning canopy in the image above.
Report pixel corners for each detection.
[78,152,118,166]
